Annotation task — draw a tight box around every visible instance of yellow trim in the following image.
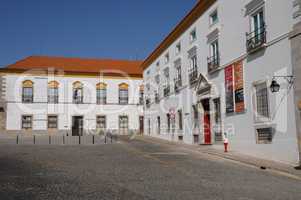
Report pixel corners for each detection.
[48,81,59,88]
[96,82,107,90]
[22,80,34,88]
[73,81,83,89]
[119,83,129,90]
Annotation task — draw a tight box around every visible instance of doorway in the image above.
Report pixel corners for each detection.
[72,116,84,136]
[139,116,144,135]
[201,99,211,144]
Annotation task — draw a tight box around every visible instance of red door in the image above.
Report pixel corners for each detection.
[204,112,211,144]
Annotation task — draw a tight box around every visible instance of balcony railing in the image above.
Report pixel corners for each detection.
[163,85,170,97]
[246,25,266,53]
[189,69,198,85]
[155,93,160,103]
[22,95,33,103]
[119,97,129,105]
[139,97,144,105]
[174,77,182,93]
[97,98,107,105]
[48,95,59,104]
[207,54,220,73]
[73,96,83,104]
[145,98,151,108]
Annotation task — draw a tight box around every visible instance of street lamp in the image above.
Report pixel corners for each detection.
[270,76,294,93]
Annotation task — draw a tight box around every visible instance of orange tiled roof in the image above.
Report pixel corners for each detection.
[6,56,143,77]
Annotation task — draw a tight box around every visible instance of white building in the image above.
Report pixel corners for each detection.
[0,56,144,136]
[142,0,301,165]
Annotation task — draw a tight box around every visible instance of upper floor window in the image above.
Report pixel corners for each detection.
[246,7,266,52]
[48,81,59,104]
[176,42,181,54]
[188,54,198,85]
[139,85,144,105]
[73,81,83,104]
[174,60,182,92]
[190,29,197,42]
[209,9,218,25]
[164,53,170,64]
[155,74,160,84]
[208,39,220,73]
[96,82,107,105]
[119,83,129,105]
[22,80,34,103]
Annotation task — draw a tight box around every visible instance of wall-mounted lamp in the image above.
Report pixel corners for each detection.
[270,75,295,93]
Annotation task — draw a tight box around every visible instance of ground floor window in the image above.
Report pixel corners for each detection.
[96,115,106,129]
[256,128,273,144]
[254,82,270,119]
[119,116,129,131]
[22,115,32,130]
[48,115,58,129]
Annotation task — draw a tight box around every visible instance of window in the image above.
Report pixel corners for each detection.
[155,74,160,84]
[163,68,170,97]
[22,115,32,129]
[256,128,273,144]
[156,61,160,67]
[255,82,269,119]
[178,110,183,131]
[96,82,107,105]
[164,53,170,64]
[139,85,144,105]
[208,39,220,73]
[119,83,129,105]
[48,115,58,129]
[119,116,129,132]
[189,55,198,84]
[22,80,33,103]
[73,81,83,104]
[190,29,197,42]
[174,63,182,92]
[176,42,181,54]
[48,81,59,104]
[213,98,223,142]
[246,8,266,52]
[96,115,106,130]
[210,9,218,25]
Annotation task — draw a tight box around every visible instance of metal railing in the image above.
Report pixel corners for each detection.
[48,95,59,104]
[163,85,170,97]
[119,97,129,105]
[246,25,266,53]
[189,69,198,85]
[96,98,107,105]
[145,98,151,108]
[174,77,182,93]
[207,54,220,73]
[22,95,33,103]
[73,96,83,104]
[155,93,160,103]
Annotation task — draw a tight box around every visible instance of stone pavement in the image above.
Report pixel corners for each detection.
[138,135,301,179]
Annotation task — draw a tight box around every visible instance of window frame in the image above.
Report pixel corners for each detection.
[253,80,271,123]
[21,115,33,130]
[96,115,106,130]
[190,28,197,43]
[209,9,218,26]
[47,115,58,129]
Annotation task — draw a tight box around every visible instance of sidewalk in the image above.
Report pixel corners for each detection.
[137,135,301,179]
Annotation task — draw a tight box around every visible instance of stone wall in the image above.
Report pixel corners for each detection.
[290,21,301,165]
[0,75,6,131]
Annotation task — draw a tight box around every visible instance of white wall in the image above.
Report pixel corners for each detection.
[143,0,300,165]
[5,74,143,132]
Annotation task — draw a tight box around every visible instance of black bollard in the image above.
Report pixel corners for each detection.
[16,135,19,144]
[33,135,35,145]
[49,135,51,145]
[63,135,65,145]
[93,135,95,144]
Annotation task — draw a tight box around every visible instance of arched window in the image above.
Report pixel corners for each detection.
[119,83,129,105]
[96,82,107,105]
[22,80,34,103]
[73,81,83,104]
[48,81,59,104]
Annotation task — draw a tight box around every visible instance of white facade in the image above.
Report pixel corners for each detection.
[2,73,143,135]
[143,0,301,165]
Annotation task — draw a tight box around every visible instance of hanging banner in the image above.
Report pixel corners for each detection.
[225,65,234,114]
[234,60,245,113]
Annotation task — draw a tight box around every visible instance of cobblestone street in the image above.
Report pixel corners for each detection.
[0,137,300,200]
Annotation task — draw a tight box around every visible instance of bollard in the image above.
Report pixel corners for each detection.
[49,135,51,145]
[111,135,113,143]
[63,135,65,145]
[16,135,19,145]
[33,135,35,145]
[93,135,95,144]
[105,135,107,144]
[79,135,81,145]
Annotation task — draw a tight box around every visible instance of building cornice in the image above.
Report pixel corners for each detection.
[141,0,216,70]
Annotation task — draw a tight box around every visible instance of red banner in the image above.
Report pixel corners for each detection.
[225,65,234,114]
[234,60,245,113]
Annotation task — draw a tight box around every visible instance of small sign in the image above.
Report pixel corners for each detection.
[298,100,301,110]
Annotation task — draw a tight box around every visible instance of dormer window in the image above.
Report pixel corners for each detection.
[190,29,197,42]
[164,53,170,64]
[210,9,218,25]
[176,42,181,54]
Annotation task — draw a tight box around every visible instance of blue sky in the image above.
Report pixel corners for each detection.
[0,0,196,66]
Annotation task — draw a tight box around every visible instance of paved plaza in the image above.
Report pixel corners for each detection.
[0,136,300,200]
